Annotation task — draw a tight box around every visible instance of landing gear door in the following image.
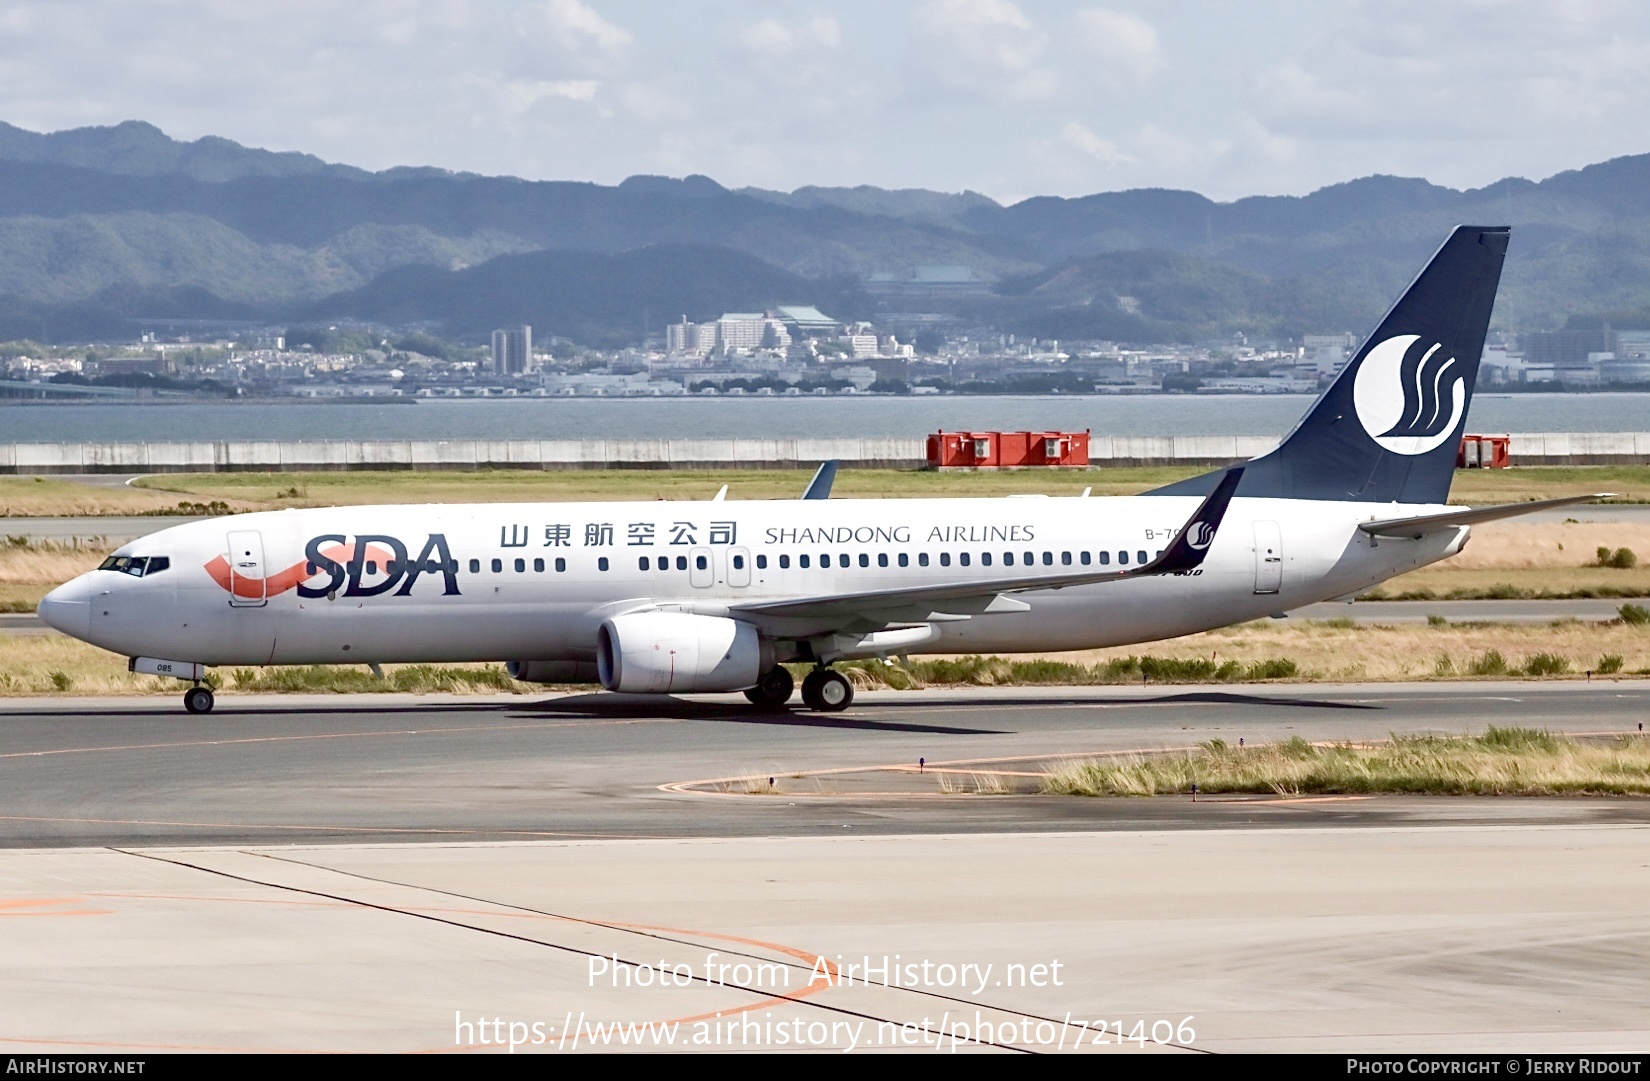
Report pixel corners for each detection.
[1253,521,1282,595]
[226,529,268,607]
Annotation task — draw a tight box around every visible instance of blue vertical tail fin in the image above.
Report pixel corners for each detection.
[1147,225,1509,504]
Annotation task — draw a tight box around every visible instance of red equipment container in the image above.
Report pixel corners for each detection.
[1457,434,1511,469]
[927,430,1090,469]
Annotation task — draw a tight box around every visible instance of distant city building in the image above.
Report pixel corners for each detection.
[772,305,840,338]
[666,317,719,356]
[845,333,879,359]
[1302,333,1355,376]
[491,326,532,374]
[1522,328,1611,371]
[715,313,768,352]
[90,355,173,376]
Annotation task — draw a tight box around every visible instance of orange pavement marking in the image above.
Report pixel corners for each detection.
[0,896,112,917]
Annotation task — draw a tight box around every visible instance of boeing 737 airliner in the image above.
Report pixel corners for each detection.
[37,226,1602,713]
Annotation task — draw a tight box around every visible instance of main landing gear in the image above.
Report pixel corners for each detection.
[800,667,854,713]
[183,685,215,714]
[742,665,855,712]
[743,665,795,708]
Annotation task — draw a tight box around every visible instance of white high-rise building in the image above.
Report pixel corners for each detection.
[491,326,532,374]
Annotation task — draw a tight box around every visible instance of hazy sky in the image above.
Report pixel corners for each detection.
[1,0,1646,202]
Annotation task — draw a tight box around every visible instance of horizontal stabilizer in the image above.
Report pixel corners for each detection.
[1358,493,1613,539]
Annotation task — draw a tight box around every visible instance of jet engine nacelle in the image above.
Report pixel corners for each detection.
[506,660,600,684]
[596,612,770,693]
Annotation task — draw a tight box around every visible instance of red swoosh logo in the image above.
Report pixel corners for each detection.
[205,542,395,599]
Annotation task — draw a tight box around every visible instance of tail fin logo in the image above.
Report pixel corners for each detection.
[1352,334,1467,456]
[1187,520,1216,550]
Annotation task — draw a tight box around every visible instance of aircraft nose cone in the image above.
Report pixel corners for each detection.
[36,577,92,639]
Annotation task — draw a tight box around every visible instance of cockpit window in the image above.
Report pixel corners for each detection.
[96,555,169,577]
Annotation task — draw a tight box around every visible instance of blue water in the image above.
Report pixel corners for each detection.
[0,393,1643,443]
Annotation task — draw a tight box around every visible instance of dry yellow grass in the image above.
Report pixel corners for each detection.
[0,476,228,517]
[0,634,520,696]
[2,614,1646,697]
[1044,616,1650,682]
[1377,520,1650,597]
[0,541,113,610]
[1046,728,1650,797]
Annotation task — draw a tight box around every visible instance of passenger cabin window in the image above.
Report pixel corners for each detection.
[918,553,929,567]
[534,558,545,572]
[695,555,707,571]
[877,553,888,567]
[1061,552,1072,565]
[939,552,951,567]
[1080,551,1091,565]
[675,555,687,570]
[898,553,909,567]
[638,557,650,571]
[733,554,745,570]
[598,557,610,571]
[858,554,869,568]
[1004,552,1015,566]
[1042,552,1054,566]
[1099,551,1110,565]
[1118,551,1129,565]
[555,557,567,572]
[469,559,481,573]
[756,554,767,569]
[491,558,503,573]
[981,552,992,566]
[779,554,790,569]
[799,555,810,569]
[514,558,525,573]
[1138,550,1149,564]
[959,552,970,567]
[820,554,831,568]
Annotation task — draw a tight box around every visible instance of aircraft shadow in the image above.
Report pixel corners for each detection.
[519,694,1006,735]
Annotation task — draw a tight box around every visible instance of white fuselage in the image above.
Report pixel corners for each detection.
[39,493,1466,668]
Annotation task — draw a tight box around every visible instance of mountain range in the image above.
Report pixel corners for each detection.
[0,119,1646,345]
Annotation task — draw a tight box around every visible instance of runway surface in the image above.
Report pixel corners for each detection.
[4,683,1649,1053]
[8,825,1647,1053]
[2,682,1647,848]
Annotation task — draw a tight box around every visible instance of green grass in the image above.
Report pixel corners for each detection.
[1046,726,1650,797]
[118,464,1650,509]
[810,653,1302,689]
[129,465,1203,507]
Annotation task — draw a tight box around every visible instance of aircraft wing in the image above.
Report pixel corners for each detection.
[1358,493,1613,539]
[801,460,838,500]
[729,467,1242,626]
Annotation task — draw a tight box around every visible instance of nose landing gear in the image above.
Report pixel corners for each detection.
[800,667,854,712]
[183,685,215,714]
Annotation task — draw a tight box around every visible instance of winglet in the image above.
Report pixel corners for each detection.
[1151,467,1243,574]
[802,460,839,500]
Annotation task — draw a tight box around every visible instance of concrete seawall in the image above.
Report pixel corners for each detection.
[1,432,1646,473]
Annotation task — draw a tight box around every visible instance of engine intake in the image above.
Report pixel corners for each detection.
[596,612,769,693]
